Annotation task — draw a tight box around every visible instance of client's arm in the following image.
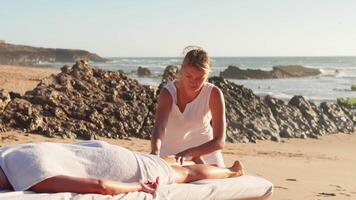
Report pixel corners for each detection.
[29,175,157,195]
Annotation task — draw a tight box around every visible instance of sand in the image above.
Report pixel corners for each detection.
[0,64,355,200]
[0,65,60,94]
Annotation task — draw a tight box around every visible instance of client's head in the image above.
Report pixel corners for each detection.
[0,167,12,190]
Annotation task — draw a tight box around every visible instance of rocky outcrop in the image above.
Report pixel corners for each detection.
[264,95,313,139]
[161,65,179,85]
[320,102,354,133]
[209,78,354,142]
[288,96,338,136]
[0,63,354,143]
[135,67,152,77]
[209,77,280,143]
[273,65,321,77]
[265,95,354,139]
[1,61,156,139]
[220,65,321,79]
[0,42,107,65]
[157,65,179,93]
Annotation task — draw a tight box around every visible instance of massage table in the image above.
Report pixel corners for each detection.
[0,174,272,200]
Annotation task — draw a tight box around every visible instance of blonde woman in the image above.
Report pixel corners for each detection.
[151,47,226,167]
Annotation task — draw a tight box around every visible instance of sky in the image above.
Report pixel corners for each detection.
[0,0,355,57]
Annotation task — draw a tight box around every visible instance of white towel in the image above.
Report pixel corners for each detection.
[0,141,174,191]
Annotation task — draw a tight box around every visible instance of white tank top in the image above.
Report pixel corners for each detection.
[160,81,225,167]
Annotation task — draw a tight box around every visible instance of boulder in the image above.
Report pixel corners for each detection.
[157,65,180,94]
[0,89,11,114]
[272,65,320,77]
[161,65,179,85]
[136,66,152,77]
[220,66,273,79]
[220,65,321,79]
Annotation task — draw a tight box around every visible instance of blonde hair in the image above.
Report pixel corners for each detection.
[182,46,211,73]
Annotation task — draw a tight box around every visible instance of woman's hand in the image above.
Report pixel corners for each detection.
[150,148,159,155]
[175,148,195,165]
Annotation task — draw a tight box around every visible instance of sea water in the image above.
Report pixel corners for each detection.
[49,57,356,103]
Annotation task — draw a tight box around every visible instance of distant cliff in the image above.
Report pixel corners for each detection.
[0,42,107,65]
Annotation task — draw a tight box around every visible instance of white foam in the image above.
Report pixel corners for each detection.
[257,91,293,100]
[319,68,337,77]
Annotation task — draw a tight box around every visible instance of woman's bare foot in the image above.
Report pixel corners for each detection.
[228,160,244,177]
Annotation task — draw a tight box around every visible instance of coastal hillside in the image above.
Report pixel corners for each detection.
[0,42,107,65]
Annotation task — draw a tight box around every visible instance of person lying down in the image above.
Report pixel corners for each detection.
[0,140,244,195]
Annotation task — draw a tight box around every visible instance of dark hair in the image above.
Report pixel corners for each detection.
[182,46,211,72]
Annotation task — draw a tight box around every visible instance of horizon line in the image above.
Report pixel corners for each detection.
[105,55,356,58]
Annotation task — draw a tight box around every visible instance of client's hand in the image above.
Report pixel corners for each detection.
[140,177,159,195]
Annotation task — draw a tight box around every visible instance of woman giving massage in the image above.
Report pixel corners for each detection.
[151,46,226,167]
[0,140,244,195]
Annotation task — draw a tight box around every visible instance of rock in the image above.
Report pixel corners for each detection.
[264,95,314,138]
[272,65,320,77]
[289,96,337,136]
[319,102,354,133]
[0,89,11,115]
[208,76,280,143]
[0,61,353,143]
[136,66,152,77]
[161,65,179,85]
[157,65,180,94]
[220,66,274,79]
[220,65,321,79]
[61,65,72,74]
[0,61,157,140]
[9,91,21,100]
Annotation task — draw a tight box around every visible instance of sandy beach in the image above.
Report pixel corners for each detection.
[0,65,60,94]
[0,64,355,200]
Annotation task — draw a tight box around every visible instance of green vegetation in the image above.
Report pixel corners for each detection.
[337,97,356,109]
[351,84,356,91]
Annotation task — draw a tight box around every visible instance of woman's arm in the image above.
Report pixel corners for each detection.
[29,175,157,195]
[161,156,197,165]
[175,86,226,163]
[150,88,173,155]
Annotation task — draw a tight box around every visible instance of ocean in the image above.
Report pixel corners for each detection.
[50,57,356,103]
